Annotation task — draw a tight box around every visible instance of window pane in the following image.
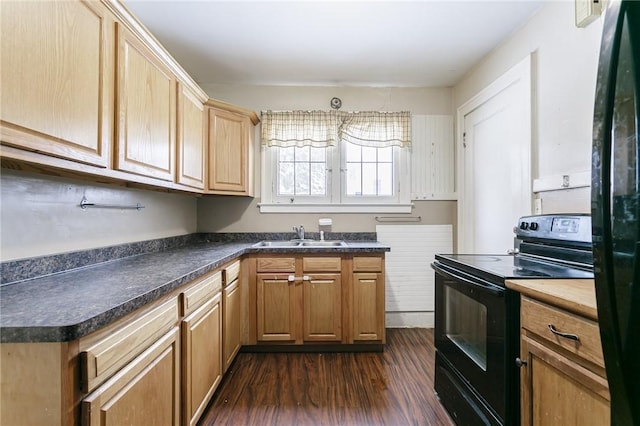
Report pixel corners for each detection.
[378,147,392,162]
[295,163,309,194]
[346,164,362,196]
[310,147,326,162]
[296,146,310,162]
[362,163,377,195]
[279,163,294,195]
[378,163,393,196]
[310,163,326,195]
[346,142,361,162]
[279,147,295,162]
[362,146,377,162]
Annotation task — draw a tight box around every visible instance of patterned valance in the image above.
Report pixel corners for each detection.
[261,110,411,148]
[260,110,340,148]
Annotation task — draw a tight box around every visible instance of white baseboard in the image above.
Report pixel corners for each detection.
[385,311,434,328]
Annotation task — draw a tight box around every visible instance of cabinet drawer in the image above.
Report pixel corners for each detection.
[521,297,604,369]
[80,297,179,392]
[224,260,241,285]
[257,257,295,273]
[182,271,222,316]
[303,257,341,272]
[353,256,383,272]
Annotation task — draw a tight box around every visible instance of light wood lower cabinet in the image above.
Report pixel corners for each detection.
[251,254,385,346]
[352,256,385,343]
[519,296,610,426]
[222,260,242,372]
[82,327,181,425]
[181,293,222,426]
[0,0,114,167]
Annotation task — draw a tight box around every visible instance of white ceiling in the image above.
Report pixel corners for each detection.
[124,0,543,88]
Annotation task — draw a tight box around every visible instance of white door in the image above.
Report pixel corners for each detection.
[458,55,532,254]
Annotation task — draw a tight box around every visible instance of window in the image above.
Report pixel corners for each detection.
[260,110,411,213]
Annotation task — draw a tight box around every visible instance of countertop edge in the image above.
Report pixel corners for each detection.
[506,278,598,320]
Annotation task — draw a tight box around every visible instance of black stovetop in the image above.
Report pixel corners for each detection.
[434,253,594,284]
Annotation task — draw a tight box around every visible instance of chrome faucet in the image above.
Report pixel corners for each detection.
[293,225,305,240]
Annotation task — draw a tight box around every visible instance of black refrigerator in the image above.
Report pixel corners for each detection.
[591,1,640,425]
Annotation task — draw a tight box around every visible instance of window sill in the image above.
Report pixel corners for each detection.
[258,203,414,214]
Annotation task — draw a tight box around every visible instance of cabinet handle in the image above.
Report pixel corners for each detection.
[515,357,527,368]
[287,275,310,283]
[547,324,580,341]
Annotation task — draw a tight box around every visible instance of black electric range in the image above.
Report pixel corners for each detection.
[432,214,594,425]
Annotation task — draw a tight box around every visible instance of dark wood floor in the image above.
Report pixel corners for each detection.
[198,328,454,426]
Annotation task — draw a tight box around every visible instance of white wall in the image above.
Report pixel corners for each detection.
[453,1,604,213]
[197,85,456,233]
[0,170,198,261]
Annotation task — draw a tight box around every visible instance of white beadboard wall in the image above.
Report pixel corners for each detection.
[377,224,453,328]
[411,114,456,200]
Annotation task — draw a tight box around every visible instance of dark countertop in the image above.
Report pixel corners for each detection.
[0,241,389,343]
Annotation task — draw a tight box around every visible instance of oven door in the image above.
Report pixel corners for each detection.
[433,262,507,423]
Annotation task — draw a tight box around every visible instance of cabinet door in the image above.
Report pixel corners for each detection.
[82,327,180,426]
[520,335,610,426]
[352,272,385,342]
[223,278,242,372]
[208,108,253,195]
[115,24,176,181]
[0,1,113,167]
[256,273,297,342]
[182,293,222,426]
[177,83,205,189]
[303,274,342,342]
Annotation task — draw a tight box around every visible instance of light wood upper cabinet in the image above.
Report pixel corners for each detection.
[0,0,114,167]
[207,107,254,196]
[115,23,176,181]
[177,83,206,189]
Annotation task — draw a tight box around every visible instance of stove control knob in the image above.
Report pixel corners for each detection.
[519,222,529,230]
[530,222,539,231]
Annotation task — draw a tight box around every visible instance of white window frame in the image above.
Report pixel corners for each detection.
[260,142,412,213]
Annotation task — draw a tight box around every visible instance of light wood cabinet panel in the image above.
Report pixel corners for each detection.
[208,108,254,195]
[82,327,180,426]
[80,297,179,393]
[303,274,342,342]
[0,0,114,167]
[256,274,297,342]
[177,83,205,189]
[181,293,222,426]
[181,271,222,317]
[256,257,296,273]
[352,272,385,342]
[115,23,176,181]
[223,278,242,372]
[518,293,610,426]
[521,336,610,426]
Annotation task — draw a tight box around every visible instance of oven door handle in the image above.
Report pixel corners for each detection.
[432,262,504,297]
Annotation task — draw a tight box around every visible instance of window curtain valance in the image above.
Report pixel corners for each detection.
[260,110,340,148]
[261,110,411,148]
[339,111,411,148]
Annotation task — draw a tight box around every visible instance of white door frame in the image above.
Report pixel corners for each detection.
[456,54,533,253]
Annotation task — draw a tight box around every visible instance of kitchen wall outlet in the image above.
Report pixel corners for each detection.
[535,198,543,215]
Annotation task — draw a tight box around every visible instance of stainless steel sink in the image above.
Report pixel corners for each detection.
[299,240,347,247]
[252,240,347,248]
[252,241,303,247]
